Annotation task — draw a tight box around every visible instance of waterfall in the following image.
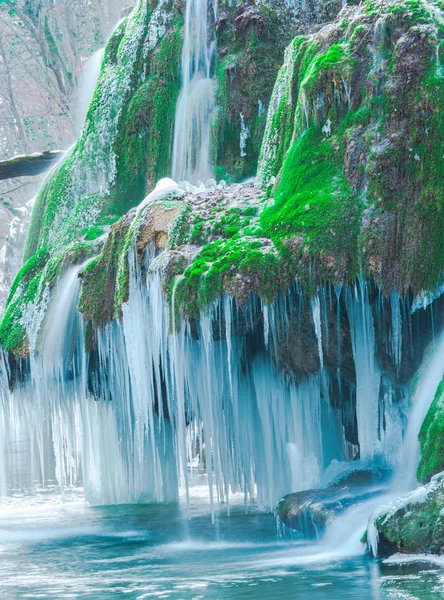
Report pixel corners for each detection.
[396,333,444,490]
[171,0,217,184]
[1,235,414,508]
[76,48,105,133]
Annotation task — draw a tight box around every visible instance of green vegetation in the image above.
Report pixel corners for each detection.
[171,236,282,319]
[211,1,295,181]
[81,227,104,241]
[23,2,183,262]
[374,481,444,555]
[258,0,443,295]
[418,378,444,483]
[2,0,443,357]
[261,125,361,278]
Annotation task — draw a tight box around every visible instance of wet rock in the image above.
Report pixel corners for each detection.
[369,473,444,557]
[277,466,390,537]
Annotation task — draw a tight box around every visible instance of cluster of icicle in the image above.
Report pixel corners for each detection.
[0,233,412,513]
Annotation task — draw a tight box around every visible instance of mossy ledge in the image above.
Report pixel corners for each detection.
[257,0,444,296]
[175,0,444,318]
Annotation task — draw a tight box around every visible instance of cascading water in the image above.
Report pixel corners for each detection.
[171,0,217,183]
[76,48,105,133]
[396,334,444,490]
[0,230,422,512]
[308,331,444,560]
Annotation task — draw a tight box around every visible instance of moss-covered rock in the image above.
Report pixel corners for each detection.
[212,0,345,181]
[277,466,390,537]
[258,0,444,295]
[2,0,443,359]
[418,377,444,483]
[369,473,444,556]
[24,0,184,262]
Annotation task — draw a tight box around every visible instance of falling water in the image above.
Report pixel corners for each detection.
[0,238,411,509]
[396,333,444,490]
[171,0,217,183]
[76,48,105,133]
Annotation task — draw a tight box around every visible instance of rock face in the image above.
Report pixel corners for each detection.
[369,473,444,556]
[257,0,444,296]
[213,0,344,180]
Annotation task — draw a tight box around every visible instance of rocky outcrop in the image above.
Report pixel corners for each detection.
[213,0,344,180]
[368,473,444,556]
[257,0,444,296]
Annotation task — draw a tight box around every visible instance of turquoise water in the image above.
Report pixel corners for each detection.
[0,482,443,599]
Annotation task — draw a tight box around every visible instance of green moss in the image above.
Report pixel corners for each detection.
[171,236,283,319]
[375,480,444,555]
[212,3,295,181]
[0,247,49,355]
[23,2,182,262]
[261,125,361,278]
[104,18,127,65]
[418,378,444,483]
[112,18,183,212]
[6,246,49,307]
[302,42,354,92]
[81,226,104,241]
[258,0,443,295]
[23,156,73,260]
[79,216,133,332]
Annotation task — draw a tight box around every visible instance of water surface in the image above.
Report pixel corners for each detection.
[0,482,443,599]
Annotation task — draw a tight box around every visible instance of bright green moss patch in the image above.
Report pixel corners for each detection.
[81,227,104,241]
[302,42,354,92]
[0,244,50,355]
[171,236,283,319]
[418,378,444,483]
[112,18,183,212]
[258,0,444,295]
[6,246,49,307]
[261,125,361,278]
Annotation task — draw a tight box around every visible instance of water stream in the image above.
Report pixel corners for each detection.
[172,0,217,183]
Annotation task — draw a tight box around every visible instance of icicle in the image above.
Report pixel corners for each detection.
[390,290,402,371]
[311,295,324,369]
[345,282,381,460]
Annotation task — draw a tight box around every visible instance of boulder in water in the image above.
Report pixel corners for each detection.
[277,466,390,537]
[368,473,444,557]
